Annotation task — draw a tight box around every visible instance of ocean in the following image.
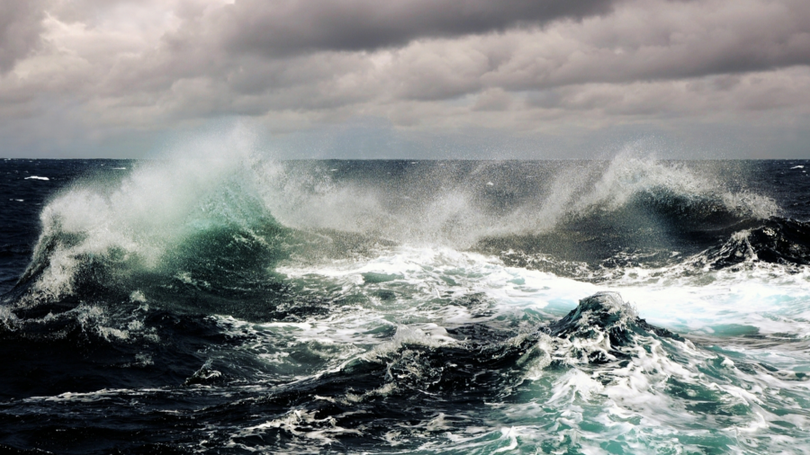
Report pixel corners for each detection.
[1,156,809,454]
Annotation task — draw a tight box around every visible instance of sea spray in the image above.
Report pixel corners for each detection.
[2,157,810,454]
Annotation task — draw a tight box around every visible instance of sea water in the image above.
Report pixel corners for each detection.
[1,156,809,454]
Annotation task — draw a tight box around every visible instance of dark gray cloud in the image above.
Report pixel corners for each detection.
[213,0,618,57]
[469,0,810,92]
[1,0,810,159]
[0,0,47,72]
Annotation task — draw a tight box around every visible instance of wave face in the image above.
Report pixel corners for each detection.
[1,157,810,454]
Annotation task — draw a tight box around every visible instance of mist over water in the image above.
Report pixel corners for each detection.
[1,149,809,454]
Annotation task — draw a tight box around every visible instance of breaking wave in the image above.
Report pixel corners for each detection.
[9,153,793,308]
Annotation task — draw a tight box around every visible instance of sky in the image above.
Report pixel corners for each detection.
[1,0,810,159]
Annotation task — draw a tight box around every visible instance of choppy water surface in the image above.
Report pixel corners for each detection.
[1,156,809,454]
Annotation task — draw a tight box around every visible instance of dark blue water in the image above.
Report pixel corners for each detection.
[1,157,809,454]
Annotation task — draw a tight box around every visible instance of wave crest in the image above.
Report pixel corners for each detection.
[10,152,787,306]
[15,158,283,304]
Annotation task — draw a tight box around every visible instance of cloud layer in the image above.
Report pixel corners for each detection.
[216,0,617,56]
[1,0,809,158]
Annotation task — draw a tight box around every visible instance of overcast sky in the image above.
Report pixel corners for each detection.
[1,0,809,159]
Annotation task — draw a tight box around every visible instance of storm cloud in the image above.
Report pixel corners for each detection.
[214,0,618,56]
[0,0,809,158]
[0,0,47,72]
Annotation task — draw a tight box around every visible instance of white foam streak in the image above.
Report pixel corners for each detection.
[278,245,599,316]
[613,268,810,338]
